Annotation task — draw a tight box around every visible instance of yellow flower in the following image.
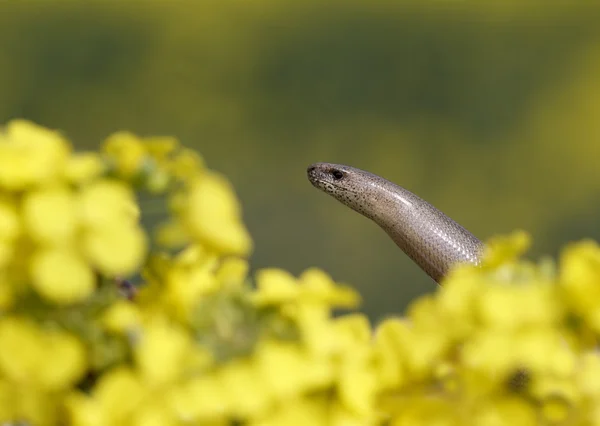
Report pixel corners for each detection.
[384,395,459,426]
[0,197,20,269]
[34,330,87,390]
[103,131,148,178]
[164,251,219,316]
[299,268,360,308]
[475,281,562,330]
[252,268,300,306]
[402,328,449,381]
[407,294,446,332]
[0,275,14,309]
[29,248,95,304]
[530,376,578,418]
[154,220,189,248]
[0,120,70,190]
[294,302,338,356]
[463,328,575,385]
[509,328,576,377]
[461,330,518,382]
[0,318,86,390]
[216,359,271,418]
[253,340,333,399]
[22,187,77,245]
[482,229,531,268]
[473,397,537,426]
[372,319,407,390]
[337,347,377,417]
[215,257,249,287]
[539,395,572,424]
[376,313,449,382]
[330,401,376,426]
[92,367,145,423]
[6,122,600,425]
[576,352,600,398]
[83,224,147,276]
[0,197,20,241]
[559,240,600,319]
[133,321,193,386]
[102,300,143,334]
[438,263,481,326]
[0,381,60,426]
[132,400,174,426]
[144,166,171,194]
[143,136,179,160]
[169,374,228,422]
[78,180,139,227]
[65,153,106,184]
[184,173,252,256]
[249,397,329,426]
[332,314,372,348]
[65,391,106,426]
[168,148,205,181]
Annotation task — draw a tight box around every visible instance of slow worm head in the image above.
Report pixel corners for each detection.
[307,162,483,283]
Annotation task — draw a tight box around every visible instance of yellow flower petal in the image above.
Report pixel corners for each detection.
[134,321,192,386]
[36,330,87,390]
[154,220,189,248]
[254,341,333,399]
[473,397,537,426]
[482,230,531,268]
[253,268,300,305]
[94,367,145,422]
[249,398,328,426]
[0,120,70,190]
[103,131,148,178]
[577,352,600,397]
[216,257,249,287]
[333,314,372,348]
[337,348,377,416]
[168,148,205,181]
[185,173,252,256]
[102,301,142,334]
[132,401,173,426]
[0,197,20,241]
[299,268,360,308]
[217,360,271,418]
[65,153,106,184]
[83,224,147,276]
[64,392,106,426]
[372,319,406,390]
[170,375,227,421]
[0,318,86,390]
[79,179,139,227]
[559,240,600,318]
[30,248,95,304]
[23,187,77,245]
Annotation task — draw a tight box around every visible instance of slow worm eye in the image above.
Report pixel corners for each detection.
[332,170,344,180]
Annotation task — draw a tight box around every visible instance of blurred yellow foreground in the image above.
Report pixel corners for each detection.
[0,120,600,425]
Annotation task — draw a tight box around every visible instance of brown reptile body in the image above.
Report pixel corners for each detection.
[307,163,482,283]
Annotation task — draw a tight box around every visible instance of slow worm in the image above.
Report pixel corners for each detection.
[307,163,483,283]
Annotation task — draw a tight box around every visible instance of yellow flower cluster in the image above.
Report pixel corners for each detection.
[3,120,600,426]
[375,232,600,426]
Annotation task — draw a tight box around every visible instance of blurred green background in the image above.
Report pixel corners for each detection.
[2,0,600,321]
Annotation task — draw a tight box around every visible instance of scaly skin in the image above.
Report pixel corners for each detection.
[307,162,483,283]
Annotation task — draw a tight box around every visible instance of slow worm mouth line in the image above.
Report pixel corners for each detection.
[315,179,358,195]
